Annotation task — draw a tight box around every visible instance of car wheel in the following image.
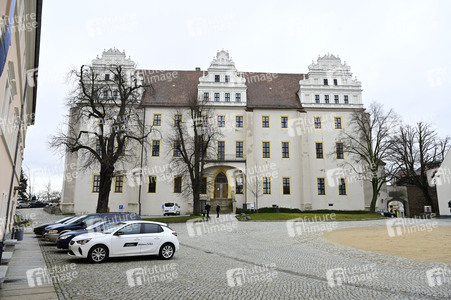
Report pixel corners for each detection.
[159,243,175,260]
[88,245,108,263]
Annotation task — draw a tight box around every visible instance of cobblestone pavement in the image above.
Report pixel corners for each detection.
[27,209,451,299]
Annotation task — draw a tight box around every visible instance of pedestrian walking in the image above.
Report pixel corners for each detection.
[205,204,211,218]
[216,205,220,218]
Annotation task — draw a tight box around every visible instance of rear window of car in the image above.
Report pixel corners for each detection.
[164,203,174,207]
[142,223,163,233]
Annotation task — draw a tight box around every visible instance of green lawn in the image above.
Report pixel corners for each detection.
[143,212,384,223]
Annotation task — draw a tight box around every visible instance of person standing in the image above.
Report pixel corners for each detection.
[216,205,220,218]
[205,204,211,218]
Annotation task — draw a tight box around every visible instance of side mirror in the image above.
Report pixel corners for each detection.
[115,231,124,236]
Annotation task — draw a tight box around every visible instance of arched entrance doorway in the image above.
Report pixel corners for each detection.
[214,172,228,199]
[387,199,407,217]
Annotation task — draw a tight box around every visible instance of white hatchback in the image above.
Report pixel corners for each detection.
[68,221,179,263]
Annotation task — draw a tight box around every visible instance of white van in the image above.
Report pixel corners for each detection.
[163,202,181,216]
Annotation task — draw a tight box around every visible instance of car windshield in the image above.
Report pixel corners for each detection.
[58,217,73,223]
[66,215,87,224]
[86,221,121,232]
[165,203,174,207]
[103,222,127,234]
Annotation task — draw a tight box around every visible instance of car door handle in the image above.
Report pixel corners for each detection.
[154,237,160,240]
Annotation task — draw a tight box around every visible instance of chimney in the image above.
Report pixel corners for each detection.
[195,67,201,71]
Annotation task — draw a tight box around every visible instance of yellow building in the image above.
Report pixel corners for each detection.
[0,0,41,241]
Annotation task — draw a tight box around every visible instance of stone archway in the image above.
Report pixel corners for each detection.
[387,198,409,217]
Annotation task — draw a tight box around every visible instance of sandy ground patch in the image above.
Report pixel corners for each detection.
[323,225,451,263]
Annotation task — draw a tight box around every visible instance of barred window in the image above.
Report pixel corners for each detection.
[263,177,271,194]
[317,178,325,195]
[92,175,100,193]
[283,178,290,195]
[282,142,289,158]
[316,143,323,159]
[114,175,124,193]
[263,142,270,158]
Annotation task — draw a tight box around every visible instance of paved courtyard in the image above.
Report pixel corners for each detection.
[25,209,451,299]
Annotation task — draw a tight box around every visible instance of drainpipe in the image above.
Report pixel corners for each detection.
[137,107,146,216]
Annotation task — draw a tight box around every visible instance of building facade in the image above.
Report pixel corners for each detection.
[0,0,41,239]
[61,49,382,215]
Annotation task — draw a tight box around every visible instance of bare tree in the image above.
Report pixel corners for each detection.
[340,102,399,212]
[167,97,222,216]
[391,122,450,207]
[49,64,152,213]
[44,178,52,202]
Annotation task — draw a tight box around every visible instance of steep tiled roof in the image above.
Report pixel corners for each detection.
[140,70,307,109]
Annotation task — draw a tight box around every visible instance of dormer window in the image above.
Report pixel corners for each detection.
[324,79,328,85]
[215,75,220,82]
[225,75,230,83]
[334,79,338,86]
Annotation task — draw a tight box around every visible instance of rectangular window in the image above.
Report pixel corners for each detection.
[200,177,207,194]
[334,95,339,104]
[314,117,322,129]
[225,75,230,83]
[203,92,209,101]
[217,115,225,127]
[148,176,156,193]
[336,142,344,159]
[173,140,181,157]
[95,139,102,156]
[92,175,100,193]
[316,142,324,159]
[174,176,182,193]
[334,79,338,86]
[282,142,289,158]
[174,114,182,126]
[103,90,108,99]
[152,140,160,157]
[225,93,230,102]
[153,114,161,126]
[105,74,110,81]
[344,95,349,104]
[235,93,241,102]
[113,90,119,100]
[236,116,243,128]
[334,117,342,129]
[325,95,329,104]
[236,141,244,158]
[262,116,270,128]
[315,95,320,104]
[214,93,220,101]
[218,141,225,160]
[215,75,220,82]
[263,177,271,194]
[317,178,326,195]
[114,175,124,193]
[339,178,347,195]
[281,116,288,128]
[236,177,244,194]
[283,177,291,195]
[262,141,270,158]
[324,79,328,85]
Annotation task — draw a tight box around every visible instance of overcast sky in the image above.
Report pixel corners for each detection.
[23,0,451,193]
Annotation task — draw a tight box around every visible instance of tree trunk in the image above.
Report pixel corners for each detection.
[96,164,114,213]
[192,188,201,216]
[370,179,378,213]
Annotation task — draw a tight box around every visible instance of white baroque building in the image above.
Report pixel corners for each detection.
[61,49,380,215]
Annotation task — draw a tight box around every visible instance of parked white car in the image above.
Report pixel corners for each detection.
[68,221,179,263]
[163,202,181,216]
[16,201,30,208]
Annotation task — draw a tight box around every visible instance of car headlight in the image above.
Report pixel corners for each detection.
[76,239,91,245]
[59,235,71,240]
[52,230,59,234]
